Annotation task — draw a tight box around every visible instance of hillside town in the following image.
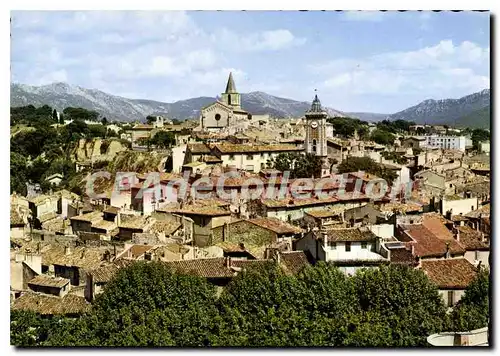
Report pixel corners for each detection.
[10,71,491,347]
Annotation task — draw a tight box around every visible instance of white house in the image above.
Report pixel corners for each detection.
[296,227,390,275]
[418,135,467,152]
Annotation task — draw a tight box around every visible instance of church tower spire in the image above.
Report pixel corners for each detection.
[221,72,241,109]
[225,72,237,93]
[305,91,328,158]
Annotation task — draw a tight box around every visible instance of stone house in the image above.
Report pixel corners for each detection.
[29,194,59,219]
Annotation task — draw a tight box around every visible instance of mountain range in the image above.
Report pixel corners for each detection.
[10,82,490,128]
[10,82,347,122]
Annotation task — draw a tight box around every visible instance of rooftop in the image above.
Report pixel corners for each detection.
[28,274,70,289]
[149,220,182,235]
[11,292,90,315]
[457,226,489,251]
[70,211,102,223]
[324,228,377,242]
[420,258,478,289]
[214,143,303,154]
[248,218,303,235]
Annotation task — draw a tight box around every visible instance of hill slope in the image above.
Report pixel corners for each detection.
[453,105,491,129]
[10,82,346,122]
[388,89,490,126]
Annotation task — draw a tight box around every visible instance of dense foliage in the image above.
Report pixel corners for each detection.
[470,129,490,150]
[381,151,409,165]
[10,105,119,195]
[337,156,398,185]
[11,262,460,347]
[267,152,323,178]
[327,117,369,138]
[447,269,490,331]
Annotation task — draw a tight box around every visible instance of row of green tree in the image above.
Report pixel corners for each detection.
[11,262,489,347]
[137,131,176,149]
[11,105,107,127]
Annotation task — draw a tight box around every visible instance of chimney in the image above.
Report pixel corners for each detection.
[445,209,452,221]
[453,227,460,241]
[445,242,450,259]
[116,212,121,226]
[65,246,71,255]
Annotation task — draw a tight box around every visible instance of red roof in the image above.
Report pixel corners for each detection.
[420,258,478,289]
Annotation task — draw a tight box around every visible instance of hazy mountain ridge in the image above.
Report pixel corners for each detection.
[388,89,490,127]
[10,82,347,122]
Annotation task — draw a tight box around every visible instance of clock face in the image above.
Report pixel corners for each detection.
[310,121,318,129]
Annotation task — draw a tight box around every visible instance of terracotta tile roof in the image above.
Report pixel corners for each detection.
[165,258,236,278]
[451,215,469,222]
[214,143,302,154]
[422,213,454,240]
[203,155,223,163]
[128,245,154,258]
[457,226,489,251]
[324,228,377,242]
[389,246,419,266]
[172,200,231,217]
[187,143,211,154]
[12,292,90,315]
[29,194,58,206]
[104,206,120,214]
[131,124,154,130]
[38,211,58,223]
[261,196,339,209]
[279,251,310,275]
[70,211,102,223]
[119,215,150,229]
[248,218,303,235]
[149,220,181,235]
[465,204,490,219]
[40,245,110,270]
[380,202,423,214]
[420,258,478,289]
[88,259,134,283]
[402,224,465,258]
[28,274,70,289]
[305,209,340,219]
[92,220,117,232]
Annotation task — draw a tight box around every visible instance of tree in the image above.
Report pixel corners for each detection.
[10,152,28,195]
[471,129,490,150]
[337,156,398,185]
[10,310,61,347]
[146,115,156,125]
[150,131,175,148]
[370,129,396,146]
[63,107,99,122]
[101,117,108,126]
[267,152,323,178]
[59,112,65,125]
[52,109,58,122]
[351,265,447,346]
[46,262,220,347]
[448,269,489,331]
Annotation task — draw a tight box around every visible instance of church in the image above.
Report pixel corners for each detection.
[195,72,251,133]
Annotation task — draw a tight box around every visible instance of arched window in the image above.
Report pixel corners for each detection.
[215,113,221,121]
[312,139,317,153]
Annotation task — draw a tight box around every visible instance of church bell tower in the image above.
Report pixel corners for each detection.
[305,93,328,157]
[221,72,241,109]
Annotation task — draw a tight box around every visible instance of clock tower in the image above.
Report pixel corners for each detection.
[305,93,328,157]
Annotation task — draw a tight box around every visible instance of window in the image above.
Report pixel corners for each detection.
[361,242,367,249]
[247,154,254,160]
[471,206,474,211]
[229,154,235,160]
[331,242,336,250]
[448,291,454,307]
[261,153,265,158]
[345,242,351,252]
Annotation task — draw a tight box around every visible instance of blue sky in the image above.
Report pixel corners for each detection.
[11,10,490,113]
